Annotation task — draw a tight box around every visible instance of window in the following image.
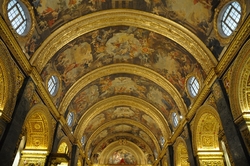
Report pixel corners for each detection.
[48,75,59,96]
[67,112,74,127]
[187,76,199,97]
[7,0,31,35]
[81,136,86,146]
[220,1,241,37]
[172,112,178,127]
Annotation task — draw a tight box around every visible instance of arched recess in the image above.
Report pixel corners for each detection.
[99,140,147,165]
[0,39,23,121]
[20,104,53,165]
[229,39,250,154]
[174,137,190,166]
[192,105,224,165]
[48,136,72,165]
[230,39,250,121]
[57,137,72,155]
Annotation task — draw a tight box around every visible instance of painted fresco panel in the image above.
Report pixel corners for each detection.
[108,149,137,164]
[67,74,179,130]
[91,124,155,148]
[23,0,222,58]
[42,26,205,108]
[96,135,152,154]
[84,106,162,141]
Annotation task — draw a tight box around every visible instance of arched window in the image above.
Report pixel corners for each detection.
[187,76,199,97]
[172,112,179,127]
[7,0,31,35]
[220,1,241,36]
[48,75,59,96]
[67,112,74,127]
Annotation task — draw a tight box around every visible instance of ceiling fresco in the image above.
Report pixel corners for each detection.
[25,0,222,59]
[41,26,206,108]
[90,123,155,148]
[83,106,163,142]
[67,74,180,127]
[93,134,153,157]
[12,0,235,164]
[108,149,137,165]
[38,24,208,162]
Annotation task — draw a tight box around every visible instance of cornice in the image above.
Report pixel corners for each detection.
[59,63,187,116]
[30,9,217,74]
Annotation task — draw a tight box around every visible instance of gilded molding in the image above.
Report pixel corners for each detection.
[75,95,171,140]
[59,63,187,116]
[85,118,161,155]
[30,9,217,74]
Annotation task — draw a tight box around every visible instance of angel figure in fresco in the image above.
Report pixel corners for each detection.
[41,7,59,28]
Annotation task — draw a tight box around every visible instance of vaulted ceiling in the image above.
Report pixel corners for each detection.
[6,0,245,164]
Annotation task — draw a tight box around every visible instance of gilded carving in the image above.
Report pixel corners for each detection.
[201,160,223,166]
[174,137,190,166]
[201,135,213,147]
[24,104,54,151]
